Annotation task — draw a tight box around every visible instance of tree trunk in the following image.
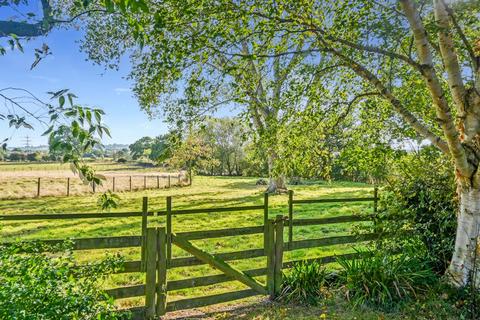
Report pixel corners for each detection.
[448,186,480,287]
[266,152,287,193]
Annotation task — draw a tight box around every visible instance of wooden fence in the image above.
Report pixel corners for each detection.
[0,173,187,199]
[0,188,379,319]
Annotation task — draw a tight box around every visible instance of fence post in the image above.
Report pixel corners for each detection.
[168,175,171,188]
[66,178,70,197]
[274,215,284,297]
[263,192,269,249]
[373,187,378,214]
[112,177,115,192]
[144,228,157,319]
[157,176,160,189]
[141,197,148,271]
[144,176,147,190]
[156,227,168,316]
[92,181,96,193]
[129,176,132,191]
[37,177,41,197]
[288,190,294,248]
[166,196,172,262]
[265,219,275,299]
[177,174,180,186]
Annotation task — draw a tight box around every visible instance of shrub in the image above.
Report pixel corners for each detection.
[337,249,437,309]
[279,260,331,305]
[117,158,127,163]
[376,146,457,274]
[98,191,121,211]
[0,241,127,319]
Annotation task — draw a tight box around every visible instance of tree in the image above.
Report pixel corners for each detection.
[167,133,218,185]
[232,0,478,285]
[89,0,480,285]
[67,0,349,193]
[201,118,247,176]
[128,136,153,160]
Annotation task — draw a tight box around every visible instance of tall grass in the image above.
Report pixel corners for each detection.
[337,248,437,308]
[279,260,331,305]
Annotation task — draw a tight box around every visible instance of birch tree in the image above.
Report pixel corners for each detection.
[237,0,479,286]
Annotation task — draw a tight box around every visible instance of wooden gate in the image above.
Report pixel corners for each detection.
[141,193,287,319]
[142,216,286,319]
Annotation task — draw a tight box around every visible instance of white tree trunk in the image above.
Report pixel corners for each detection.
[448,187,480,287]
[266,152,287,193]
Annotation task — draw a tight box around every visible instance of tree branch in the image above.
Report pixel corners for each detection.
[400,0,470,176]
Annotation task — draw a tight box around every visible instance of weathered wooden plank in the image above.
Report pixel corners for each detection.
[166,196,172,262]
[0,212,148,220]
[285,233,380,251]
[282,251,365,269]
[263,192,269,249]
[2,236,142,251]
[167,268,267,291]
[170,205,264,215]
[176,226,263,240]
[265,219,275,298]
[274,215,284,296]
[156,228,167,316]
[172,235,267,294]
[292,197,375,204]
[290,215,373,226]
[116,260,142,273]
[144,228,157,319]
[288,190,294,244]
[105,284,145,299]
[166,289,259,312]
[141,197,148,272]
[169,248,265,268]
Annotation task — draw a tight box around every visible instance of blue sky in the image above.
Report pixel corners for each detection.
[1,26,173,147]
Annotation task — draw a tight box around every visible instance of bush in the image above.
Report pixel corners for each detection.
[117,158,127,163]
[98,191,121,211]
[337,249,437,308]
[377,146,457,274]
[279,260,331,305]
[0,241,128,319]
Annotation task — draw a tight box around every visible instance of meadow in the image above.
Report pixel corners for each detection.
[0,161,185,198]
[0,167,376,316]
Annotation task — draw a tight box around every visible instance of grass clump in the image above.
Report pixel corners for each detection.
[279,260,331,305]
[337,249,437,309]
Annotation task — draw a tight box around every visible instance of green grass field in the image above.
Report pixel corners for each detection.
[0,174,376,313]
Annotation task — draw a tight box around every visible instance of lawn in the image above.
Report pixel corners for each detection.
[0,174,376,311]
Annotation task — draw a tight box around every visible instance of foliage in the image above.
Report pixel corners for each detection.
[167,133,218,179]
[200,117,248,176]
[337,249,437,309]
[128,134,176,162]
[44,90,110,187]
[279,260,331,305]
[0,241,127,320]
[97,191,121,211]
[376,146,457,274]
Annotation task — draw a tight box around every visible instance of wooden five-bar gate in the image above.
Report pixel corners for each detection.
[0,188,379,319]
